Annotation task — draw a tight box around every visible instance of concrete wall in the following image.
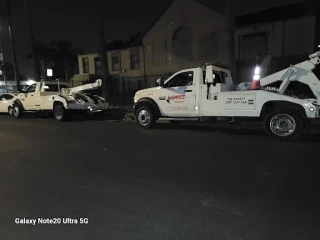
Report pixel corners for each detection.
[142,0,228,78]
[235,15,316,61]
[78,53,99,75]
[107,46,145,77]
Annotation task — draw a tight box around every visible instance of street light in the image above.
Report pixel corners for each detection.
[253,66,261,81]
[26,79,36,85]
[47,69,53,80]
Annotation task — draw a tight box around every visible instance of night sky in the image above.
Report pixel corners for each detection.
[0,0,304,79]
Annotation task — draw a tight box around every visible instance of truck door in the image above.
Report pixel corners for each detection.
[22,84,38,110]
[158,70,196,117]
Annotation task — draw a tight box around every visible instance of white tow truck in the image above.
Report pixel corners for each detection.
[133,51,320,140]
[10,79,106,121]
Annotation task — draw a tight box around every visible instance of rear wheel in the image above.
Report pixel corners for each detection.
[13,104,22,118]
[95,111,104,118]
[136,106,155,128]
[54,104,69,122]
[264,108,303,141]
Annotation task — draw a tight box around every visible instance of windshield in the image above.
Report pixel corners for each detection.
[44,84,69,92]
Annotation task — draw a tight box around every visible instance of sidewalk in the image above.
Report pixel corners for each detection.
[104,105,135,121]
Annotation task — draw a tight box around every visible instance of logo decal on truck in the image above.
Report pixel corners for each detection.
[167,94,185,103]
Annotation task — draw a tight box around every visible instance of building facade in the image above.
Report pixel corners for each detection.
[235,0,320,82]
[142,0,228,86]
[71,0,228,91]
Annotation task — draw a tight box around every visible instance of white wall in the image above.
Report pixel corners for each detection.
[143,0,228,77]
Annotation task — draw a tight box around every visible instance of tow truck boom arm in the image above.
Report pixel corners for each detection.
[61,79,102,95]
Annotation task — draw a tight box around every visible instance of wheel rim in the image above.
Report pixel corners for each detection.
[9,107,13,115]
[13,107,19,117]
[138,110,151,126]
[54,107,63,120]
[270,114,296,137]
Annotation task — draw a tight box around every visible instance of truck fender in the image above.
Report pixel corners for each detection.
[53,100,67,109]
[12,99,25,111]
[134,98,161,118]
[260,101,307,119]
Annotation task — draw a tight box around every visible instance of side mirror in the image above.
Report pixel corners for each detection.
[1,98,6,101]
[156,77,164,87]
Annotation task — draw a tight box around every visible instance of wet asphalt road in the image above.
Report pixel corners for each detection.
[0,114,319,240]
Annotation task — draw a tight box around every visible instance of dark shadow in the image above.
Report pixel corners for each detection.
[152,122,320,143]
[153,122,268,137]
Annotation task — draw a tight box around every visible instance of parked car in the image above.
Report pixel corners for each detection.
[0,93,17,115]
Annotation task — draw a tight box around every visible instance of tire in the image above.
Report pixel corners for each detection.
[8,106,14,116]
[13,104,22,118]
[54,104,68,122]
[135,106,155,129]
[94,111,104,118]
[264,108,303,141]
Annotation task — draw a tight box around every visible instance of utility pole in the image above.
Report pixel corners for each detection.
[225,0,237,83]
[24,0,41,81]
[0,27,8,92]
[7,0,20,91]
[0,18,8,92]
[97,0,112,106]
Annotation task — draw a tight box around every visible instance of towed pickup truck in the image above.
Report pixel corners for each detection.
[133,51,320,140]
[10,79,106,121]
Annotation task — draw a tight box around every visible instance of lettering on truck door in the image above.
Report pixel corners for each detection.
[158,71,196,117]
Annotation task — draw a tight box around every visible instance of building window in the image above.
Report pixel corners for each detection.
[130,53,140,70]
[94,57,102,75]
[112,57,120,71]
[82,57,89,74]
[172,27,193,62]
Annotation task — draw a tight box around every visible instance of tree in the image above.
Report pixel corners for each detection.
[105,40,123,51]
[0,61,24,80]
[0,61,14,80]
[26,41,53,79]
[26,40,82,80]
[50,40,83,81]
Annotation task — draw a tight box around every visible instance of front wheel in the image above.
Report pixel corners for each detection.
[8,106,14,116]
[54,104,69,122]
[135,106,155,129]
[264,108,303,141]
[13,104,22,118]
